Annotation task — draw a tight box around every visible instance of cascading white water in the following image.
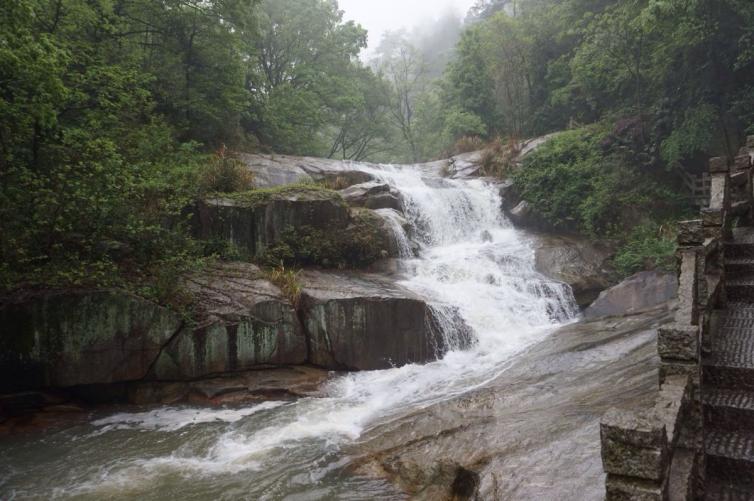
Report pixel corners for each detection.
[374,208,414,259]
[0,164,578,500]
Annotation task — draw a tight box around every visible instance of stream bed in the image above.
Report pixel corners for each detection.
[0,165,667,500]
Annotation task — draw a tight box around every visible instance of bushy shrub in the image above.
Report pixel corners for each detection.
[513,125,687,237]
[513,124,690,277]
[479,136,521,177]
[613,223,677,277]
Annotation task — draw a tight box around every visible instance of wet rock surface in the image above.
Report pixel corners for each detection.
[350,304,672,500]
[0,291,183,392]
[152,263,307,380]
[131,366,330,406]
[237,153,376,188]
[585,271,677,319]
[531,234,616,307]
[340,181,402,211]
[299,270,470,370]
[195,187,350,259]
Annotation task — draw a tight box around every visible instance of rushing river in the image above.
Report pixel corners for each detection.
[1,164,579,500]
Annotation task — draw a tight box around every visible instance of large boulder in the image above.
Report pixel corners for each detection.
[584,271,677,319]
[152,263,307,380]
[299,271,472,370]
[0,291,183,392]
[340,181,402,211]
[195,186,351,259]
[532,234,616,308]
[237,153,374,189]
[497,178,521,212]
[507,200,551,230]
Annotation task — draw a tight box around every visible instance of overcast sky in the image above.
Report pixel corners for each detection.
[338,0,477,51]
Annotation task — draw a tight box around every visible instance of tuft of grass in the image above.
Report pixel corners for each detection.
[265,262,302,307]
[199,151,255,194]
[321,175,352,190]
[454,135,485,154]
[479,136,521,178]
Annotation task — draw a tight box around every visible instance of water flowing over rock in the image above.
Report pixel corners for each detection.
[352,304,674,500]
[0,156,588,499]
[532,234,616,308]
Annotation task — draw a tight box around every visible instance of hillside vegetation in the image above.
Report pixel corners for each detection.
[1,0,752,292]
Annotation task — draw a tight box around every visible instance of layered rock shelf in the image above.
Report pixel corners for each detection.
[0,262,467,400]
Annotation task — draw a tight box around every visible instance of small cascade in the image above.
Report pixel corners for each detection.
[375,208,414,258]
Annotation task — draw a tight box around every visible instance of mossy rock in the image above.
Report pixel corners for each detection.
[0,290,182,392]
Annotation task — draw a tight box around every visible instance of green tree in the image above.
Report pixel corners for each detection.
[244,0,368,155]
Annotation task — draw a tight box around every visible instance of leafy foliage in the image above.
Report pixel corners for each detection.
[513,126,689,276]
[613,223,677,277]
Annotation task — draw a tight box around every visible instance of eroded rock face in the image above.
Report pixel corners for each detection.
[195,187,350,258]
[585,271,678,319]
[152,263,307,380]
[0,291,183,392]
[299,270,471,370]
[340,181,402,211]
[532,234,616,308]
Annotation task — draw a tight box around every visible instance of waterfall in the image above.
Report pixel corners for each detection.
[0,163,579,499]
[374,208,414,259]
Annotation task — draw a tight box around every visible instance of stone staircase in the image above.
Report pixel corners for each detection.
[703,228,754,499]
[600,135,754,500]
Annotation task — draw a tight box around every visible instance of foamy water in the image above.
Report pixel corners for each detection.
[0,163,578,500]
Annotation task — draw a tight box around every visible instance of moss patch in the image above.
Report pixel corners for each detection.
[260,209,388,269]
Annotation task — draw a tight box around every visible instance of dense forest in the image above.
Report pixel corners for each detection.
[1,0,753,294]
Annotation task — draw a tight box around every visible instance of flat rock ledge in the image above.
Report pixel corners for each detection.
[0,263,467,400]
[195,187,351,259]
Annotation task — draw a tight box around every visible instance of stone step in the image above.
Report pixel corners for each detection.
[704,388,754,431]
[706,429,754,486]
[705,478,754,501]
[726,243,754,260]
[726,277,754,302]
[726,258,754,276]
[703,309,754,389]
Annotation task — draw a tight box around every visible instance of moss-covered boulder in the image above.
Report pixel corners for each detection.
[152,263,306,380]
[299,270,472,370]
[0,291,183,392]
[195,185,351,259]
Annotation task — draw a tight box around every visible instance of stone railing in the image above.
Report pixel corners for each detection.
[600,137,754,500]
